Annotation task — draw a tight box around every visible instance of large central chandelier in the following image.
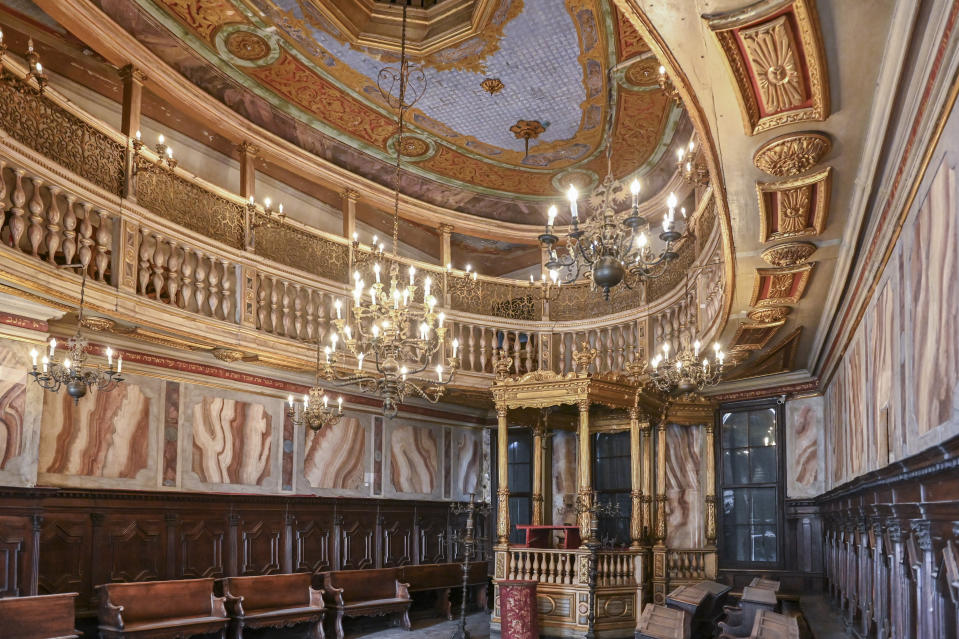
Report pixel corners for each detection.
[321,3,457,418]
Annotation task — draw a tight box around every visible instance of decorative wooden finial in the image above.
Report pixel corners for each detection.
[572,341,597,373]
[492,348,513,380]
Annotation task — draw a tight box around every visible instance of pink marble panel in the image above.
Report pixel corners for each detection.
[869,280,895,465]
[665,424,701,548]
[551,431,577,525]
[389,424,437,495]
[825,366,845,486]
[0,347,25,470]
[910,161,959,434]
[452,429,481,499]
[303,415,367,490]
[191,396,272,485]
[40,383,150,479]
[845,333,867,477]
[786,396,821,497]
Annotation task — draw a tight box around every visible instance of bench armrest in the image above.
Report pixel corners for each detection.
[224,592,245,617]
[211,593,228,619]
[99,599,125,630]
[323,574,345,607]
[395,580,411,600]
[309,586,325,610]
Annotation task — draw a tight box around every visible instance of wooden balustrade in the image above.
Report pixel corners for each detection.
[502,547,641,588]
[666,549,711,581]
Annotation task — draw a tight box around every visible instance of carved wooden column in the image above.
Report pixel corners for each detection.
[237,142,258,250]
[652,420,668,604]
[911,520,934,639]
[629,408,643,548]
[640,417,653,547]
[704,422,717,578]
[439,223,453,267]
[886,521,905,639]
[341,188,358,240]
[531,421,546,526]
[576,398,593,544]
[496,405,510,547]
[119,64,146,199]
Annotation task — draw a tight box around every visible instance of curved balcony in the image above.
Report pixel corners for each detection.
[0,71,726,394]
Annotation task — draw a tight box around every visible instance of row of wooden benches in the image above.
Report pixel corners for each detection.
[637,577,798,639]
[0,562,489,639]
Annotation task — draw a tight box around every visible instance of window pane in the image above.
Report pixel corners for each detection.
[749,409,777,447]
[750,447,778,483]
[722,412,749,448]
[751,525,778,562]
[725,449,750,484]
[509,497,530,545]
[750,487,777,524]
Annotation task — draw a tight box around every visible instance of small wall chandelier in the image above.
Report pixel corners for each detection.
[321,2,458,418]
[0,33,49,95]
[288,341,342,431]
[28,268,124,403]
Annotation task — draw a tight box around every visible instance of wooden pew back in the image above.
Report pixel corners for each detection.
[324,568,404,602]
[0,593,79,639]
[219,572,314,612]
[97,578,220,623]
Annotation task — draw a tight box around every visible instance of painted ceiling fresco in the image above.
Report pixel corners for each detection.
[98,0,685,224]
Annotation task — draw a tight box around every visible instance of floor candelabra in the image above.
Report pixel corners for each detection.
[448,493,490,639]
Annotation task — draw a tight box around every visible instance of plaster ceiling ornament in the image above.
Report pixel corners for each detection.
[704,0,829,135]
[750,263,814,308]
[111,0,680,221]
[747,306,791,323]
[753,132,832,176]
[757,167,832,242]
[726,327,803,381]
[761,241,817,267]
[79,316,116,332]
[730,319,787,351]
[211,347,248,363]
[481,77,504,95]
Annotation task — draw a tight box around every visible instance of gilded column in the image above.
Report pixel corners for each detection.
[496,405,510,546]
[341,188,358,240]
[652,419,668,604]
[640,417,653,546]
[629,408,645,548]
[577,398,593,543]
[531,421,546,525]
[704,423,717,546]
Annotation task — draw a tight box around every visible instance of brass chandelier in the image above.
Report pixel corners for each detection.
[321,3,458,418]
[288,340,343,431]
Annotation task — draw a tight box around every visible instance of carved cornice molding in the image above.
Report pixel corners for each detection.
[761,241,817,267]
[753,132,831,177]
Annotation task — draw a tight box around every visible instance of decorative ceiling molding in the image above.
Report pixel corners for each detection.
[750,262,814,307]
[730,318,786,351]
[747,305,791,323]
[753,131,831,176]
[726,326,803,380]
[757,166,832,242]
[704,0,830,135]
[760,240,816,266]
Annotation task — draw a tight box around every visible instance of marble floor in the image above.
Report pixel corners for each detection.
[340,612,491,639]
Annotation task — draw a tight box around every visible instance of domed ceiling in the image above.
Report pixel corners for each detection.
[95,0,687,224]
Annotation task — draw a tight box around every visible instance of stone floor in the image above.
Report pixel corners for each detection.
[799,594,852,638]
[341,612,491,639]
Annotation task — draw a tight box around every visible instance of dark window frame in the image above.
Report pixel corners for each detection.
[716,399,786,570]
[591,431,632,548]
[491,428,534,546]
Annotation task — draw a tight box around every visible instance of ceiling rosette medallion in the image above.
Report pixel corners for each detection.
[747,305,791,323]
[757,166,831,242]
[705,0,830,135]
[753,132,831,176]
[730,318,787,351]
[750,263,814,307]
[761,240,816,266]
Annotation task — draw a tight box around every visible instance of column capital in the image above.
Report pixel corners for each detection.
[340,188,360,202]
[236,141,260,157]
[118,64,147,84]
[496,405,508,419]
[577,398,591,413]
[438,223,454,234]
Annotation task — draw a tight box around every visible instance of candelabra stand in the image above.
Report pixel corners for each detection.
[563,491,621,639]
[448,493,491,639]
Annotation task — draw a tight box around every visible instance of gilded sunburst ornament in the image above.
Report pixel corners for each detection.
[778,186,812,234]
[761,241,816,267]
[740,16,806,113]
[754,133,831,176]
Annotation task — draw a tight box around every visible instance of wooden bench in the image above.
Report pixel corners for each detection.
[0,593,79,639]
[717,586,778,638]
[400,562,489,620]
[219,573,325,639]
[666,580,732,637]
[637,603,691,639]
[744,610,799,639]
[317,568,411,639]
[96,578,229,639]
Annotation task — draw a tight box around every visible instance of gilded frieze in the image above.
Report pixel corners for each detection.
[761,241,817,267]
[757,167,832,242]
[750,263,814,307]
[704,0,829,135]
[753,132,831,177]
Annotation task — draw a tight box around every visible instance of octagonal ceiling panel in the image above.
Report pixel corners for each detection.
[94,0,685,224]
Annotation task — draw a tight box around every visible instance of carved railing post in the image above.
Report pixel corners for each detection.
[576,398,593,543]
[8,168,26,250]
[629,408,643,548]
[531,421,545,526]
[495,405,510,547]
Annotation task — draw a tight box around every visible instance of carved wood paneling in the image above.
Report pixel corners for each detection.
[380,509,413,568]
[239,516,282,576]
[294,519,332,574]
[178,516,226,579]
[0,516,28,597]
[105,517,164,583]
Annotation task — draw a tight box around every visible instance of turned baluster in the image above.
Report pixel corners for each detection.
[150,233,167,300]
[44,186,61,264]
[546,552,555,584]
[525,332,534,372]
[7,169,26,250]
[77,203,94,277]
[165,240,183,306]
[507,553,516,581]
[256,274,270,331]
[220,258,235,322]
[559,334,569,373]
[94,210,112,283]
[510,331,520,374]
[304,291,316,342]
[26,177,45,258]
[179,250,196,311]
[479,326,489,373]
[193,251,210,316]
[269,277,281,335]
[206,260,222,319]
[281,282,293,336]
[61,194,77,267]
[137,228,153,295]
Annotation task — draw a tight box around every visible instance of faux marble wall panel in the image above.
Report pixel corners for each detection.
[451,428,481,499]
[868,280,896,466]
[785,396,823,498]
[665,424,702,548]
[188,395,273,488]
[38,374,159,486]
[845,333,868,477]
[825,365,845,487]
[551,430,577,525]
[909,161,959,435]
[0,339,41,486]
[389,424,438,495]
[303,414,368,492]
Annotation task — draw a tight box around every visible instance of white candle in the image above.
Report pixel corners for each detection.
[438,312,445,328]
[330,333,338,351]
[63,358,71,370]
[344,325,352,341]
[452,338,459,358]
[352,232,358,242]
[323,395,328,408]
[408,265,415,285]
[401,366,408,381]
[334,299,342,319]
[567,185,579,218]
[547,205,557,227]
[135,130,142,141]
[158,134,165,145]
[264,197,271,209]
[424,276,431,297]
[436,365,443,381]
[374,263,381,284]
[357,352,364,370]
[304,393,309,408]
[106,347,113,367]
[288,394,294,408]
[372,325,380,339]
[324,346,331,362]
[117,356,122,373]
[693,340,701,357]
[337,397,343,410]
[419,323,428,340]
[30,349,38,367]
[42,356,49,373]
[49,338,56,357]
[630,179,641,207]
[166,147,173,159]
